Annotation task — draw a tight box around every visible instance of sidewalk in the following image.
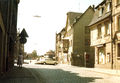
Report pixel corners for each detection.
[58,64,120,76]
[0,66,36,83]
[85,67,120,76]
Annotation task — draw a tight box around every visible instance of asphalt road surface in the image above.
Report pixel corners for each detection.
[24,64,120,83]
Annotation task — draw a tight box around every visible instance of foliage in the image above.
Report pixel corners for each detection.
[32,50,38,59]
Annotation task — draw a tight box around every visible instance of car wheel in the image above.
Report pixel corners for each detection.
[54,62,57,65]
[43,62,46,65]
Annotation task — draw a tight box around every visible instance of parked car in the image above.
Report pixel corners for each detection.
[44,58,58,65]
[35,58,58,65]
[35,58,45,64]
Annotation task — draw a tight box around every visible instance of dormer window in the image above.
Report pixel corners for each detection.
[106,3,111,12]
[99,7,104,17]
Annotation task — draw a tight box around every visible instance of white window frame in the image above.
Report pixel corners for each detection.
[105,21,110,35]
[106,3,111,12]
[99,7,104,17]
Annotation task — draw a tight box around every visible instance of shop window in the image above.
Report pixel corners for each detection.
[98,47,105,64]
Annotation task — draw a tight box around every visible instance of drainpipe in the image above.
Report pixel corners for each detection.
[110,1,113,69]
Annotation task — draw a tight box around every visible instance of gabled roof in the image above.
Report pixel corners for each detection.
[88,12,111,26]
[95,0,106,9]
[57,28,65,35]
[73,6,94,26]
[88,0,111,27]
[67,12,83,26]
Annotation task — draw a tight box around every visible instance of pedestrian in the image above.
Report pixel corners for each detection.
[17,53,23,68]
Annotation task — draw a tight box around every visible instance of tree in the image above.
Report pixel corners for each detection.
[32,50,38,59]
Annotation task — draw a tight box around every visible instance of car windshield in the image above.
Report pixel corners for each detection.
[45,58,54,61]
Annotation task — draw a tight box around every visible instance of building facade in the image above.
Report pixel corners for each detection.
[112,0,120,69]
[89,0,112,69]
[63,12,83,65]
[72,6,95,67]
[56,32,62,63]
[0,0,20,76]
[56,6,95,67]
[56,28,69,64]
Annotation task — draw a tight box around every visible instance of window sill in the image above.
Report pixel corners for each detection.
[104,34,110,37]
[97,36,102,39]
[115,30,120,34]
[105,11,111,14]
[116,4,120,7]
[117,57,120,60]
[98,16,102,18]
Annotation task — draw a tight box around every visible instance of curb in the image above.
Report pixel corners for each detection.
[58,64,120,77]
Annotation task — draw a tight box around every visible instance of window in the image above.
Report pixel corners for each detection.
[85,39,90,46]
[69,40,72,46]
[85,26,90,34]
[117,0,120,5]
[99,7,104,17]
[106,3,111,12]
[106,53,110,63]
[97,24,102,38]
[98,47,105,64]
[117,43,120,57]
[0,28,3,56]
[118,16,120,31]
[105,21,110,35]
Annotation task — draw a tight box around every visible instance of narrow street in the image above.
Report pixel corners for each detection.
[1,63,120,83]
[26,64,120,83]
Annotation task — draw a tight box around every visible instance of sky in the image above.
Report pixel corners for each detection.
[17,0,102,55]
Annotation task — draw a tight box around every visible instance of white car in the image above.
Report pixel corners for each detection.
[35,58,58,65]
[43,58,58,65]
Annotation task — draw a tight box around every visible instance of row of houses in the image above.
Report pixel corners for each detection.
[0,0,20,76]
[55,0,120,70]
